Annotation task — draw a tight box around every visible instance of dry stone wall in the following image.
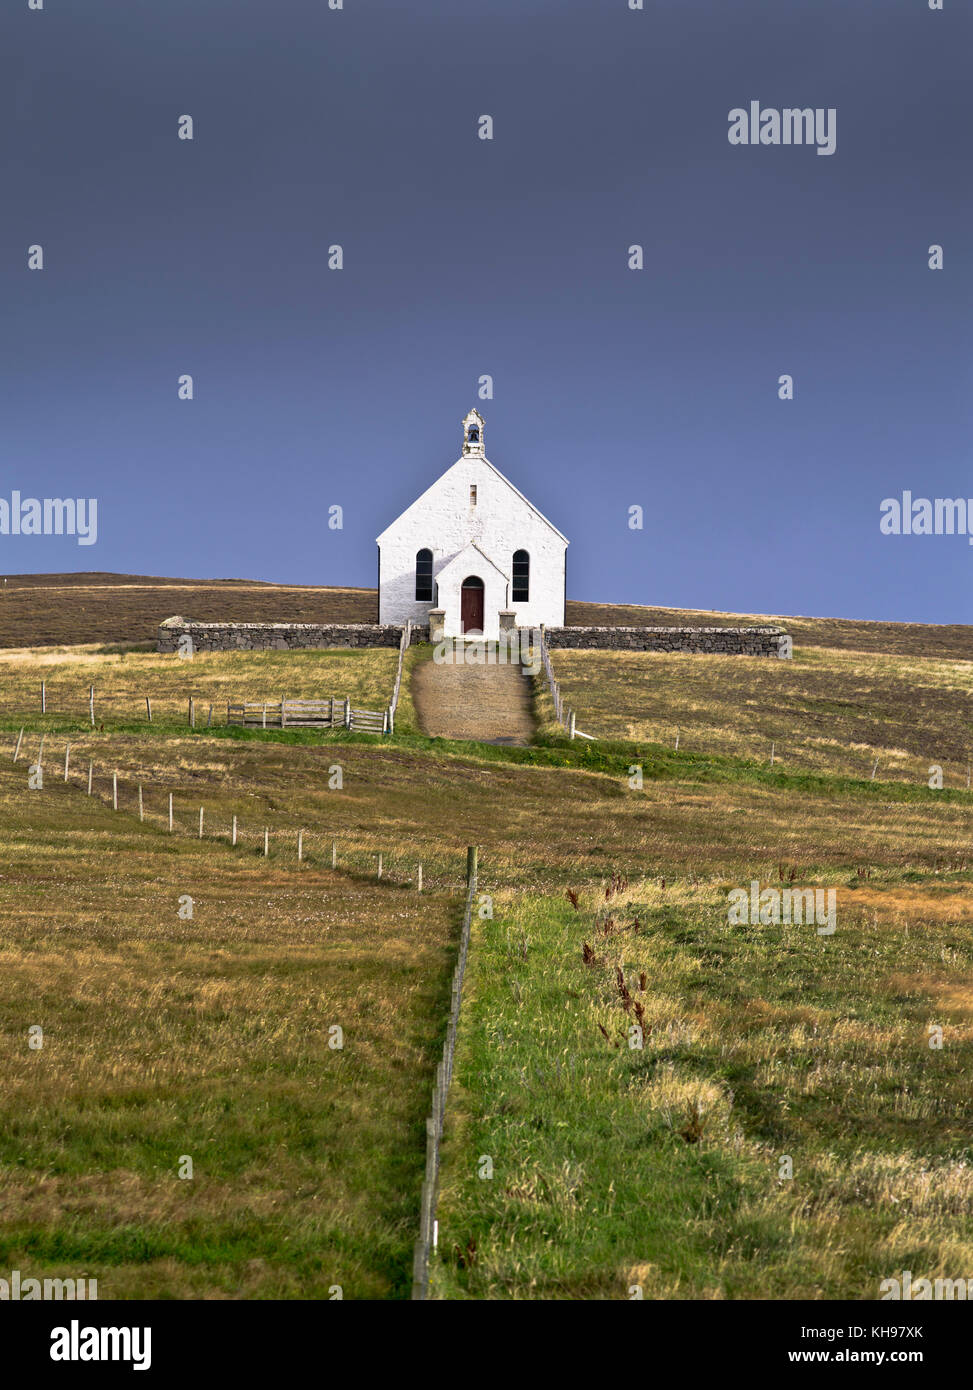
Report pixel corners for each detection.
[157,616,789,657]
[157,617,429,652]
[544,626,791,657]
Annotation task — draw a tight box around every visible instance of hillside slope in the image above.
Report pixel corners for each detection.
[0,622,968,1297]
[0,573,969,658]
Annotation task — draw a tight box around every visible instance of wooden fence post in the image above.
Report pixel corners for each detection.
[13,727,23,762]
[331,839,337,868]
[264,828,269,858]
[145,696,152,722]
[87,761,93,795]
[870,759,878,781]
[207,705,213,728]
[281,698,287,731]
[189,697,195,729]
[41,681,46,714]
[198,806,204,838]
[138,785,144,822]
[377,853,383,879]
[89,685,95,726]
[770,741,775,766]
[63,744,70,781]
[112,772,118,811]
[344,697,351,730]
[298,829,304,862]
[168,792,173,830]
[232,815,237,846]
[467,845,478,884]
[417,863,423,893]
[568,710,576,740]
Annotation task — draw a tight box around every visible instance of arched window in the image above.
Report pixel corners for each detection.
[415,548,433,602]
[512,549,529,603]
[468,426,479,443]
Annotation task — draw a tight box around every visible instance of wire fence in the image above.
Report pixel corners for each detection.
[5,728,473,889]
[387,619,412,734]
[540,650,972,784]
[537,627,578,738]
[412,845,478,1301]
[15,661,410,736]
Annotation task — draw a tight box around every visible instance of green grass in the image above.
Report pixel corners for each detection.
[4,710,969,810]
[0,610,971,1300]
[431,884,973,1299]
[548,644,973,786]
[0,749,460,1299]
[0,643,401,732]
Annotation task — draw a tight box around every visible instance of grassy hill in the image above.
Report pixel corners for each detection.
[0,740,460,1299]
[0,573,377,646]
[0,643,408,734]
[548,646,973,785]
[1,572,969,659]
[566,599,973,661]
[433,874,973,1299]
[0,576,969,1298]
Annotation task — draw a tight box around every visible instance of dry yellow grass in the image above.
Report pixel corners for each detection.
[433,877,973,1298]
[0,582,969,1301]
[0,574,376,646]
[0,643,410,731]
[0,747,459,1299]
[550,645,973,784]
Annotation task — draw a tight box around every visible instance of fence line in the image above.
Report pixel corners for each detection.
[412,845,478,1301]
[387,620,411,735]
[6,731,460,884]
[9,700,972,789]
[16,683,394,734]
[537,627,578,738]
[628,726,973,788]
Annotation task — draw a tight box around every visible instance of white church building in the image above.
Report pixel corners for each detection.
[376,409,568,640]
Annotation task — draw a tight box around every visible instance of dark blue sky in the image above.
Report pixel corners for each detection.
[3,0,970,622]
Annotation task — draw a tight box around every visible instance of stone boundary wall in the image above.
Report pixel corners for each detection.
[544,625,791,657]
[157,616,789,658]
[157,616,430,653]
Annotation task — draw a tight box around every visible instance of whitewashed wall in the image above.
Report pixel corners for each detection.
[435,557,507,641]
[377,455,567,638]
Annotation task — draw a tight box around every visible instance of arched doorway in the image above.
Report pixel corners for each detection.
[460,575,485,634]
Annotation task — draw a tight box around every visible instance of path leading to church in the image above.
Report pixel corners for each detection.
[411,651,536,745]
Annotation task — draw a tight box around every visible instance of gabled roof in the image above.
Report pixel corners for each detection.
[375,453,569,546]
[480,457,569,545]
[436,541,510,585]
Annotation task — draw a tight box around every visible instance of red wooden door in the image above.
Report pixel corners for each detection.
[460,577,484,633]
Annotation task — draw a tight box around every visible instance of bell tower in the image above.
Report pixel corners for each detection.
[461,408,485,457]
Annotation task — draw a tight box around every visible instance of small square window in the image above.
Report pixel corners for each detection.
[470,485,477,505]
